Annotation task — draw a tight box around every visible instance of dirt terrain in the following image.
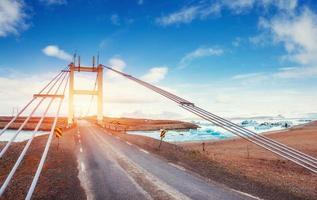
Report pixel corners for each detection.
[1,118,316,200]
[87,116,199,131]
[179,121,317,199]
[0,126,85,200]
[112,121,317,200]
[0,117,68,131]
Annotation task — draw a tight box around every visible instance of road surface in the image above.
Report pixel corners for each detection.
[75,120,258,200]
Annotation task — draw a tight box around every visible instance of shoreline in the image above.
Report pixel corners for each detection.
[130,120,316,145]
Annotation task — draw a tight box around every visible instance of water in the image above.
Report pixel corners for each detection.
[127,118,313,143]
[0,130,49,142]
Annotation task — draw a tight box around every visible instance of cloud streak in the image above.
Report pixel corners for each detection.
[156,0,298,26]
[39,0,67,6]
[179,47,223,68]
[156,5,203,26]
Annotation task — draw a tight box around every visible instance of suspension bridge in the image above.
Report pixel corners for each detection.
[0,59,316,199]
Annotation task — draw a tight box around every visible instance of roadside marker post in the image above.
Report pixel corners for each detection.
[54,127,63,150]
[158,129,167,150]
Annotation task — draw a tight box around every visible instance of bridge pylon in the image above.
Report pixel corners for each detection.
[68,62,103,125]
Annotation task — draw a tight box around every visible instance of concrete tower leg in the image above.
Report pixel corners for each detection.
[97,65,103,125]
[68,64,74,125]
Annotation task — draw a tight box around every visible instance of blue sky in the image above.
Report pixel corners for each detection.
[0,0,317,118]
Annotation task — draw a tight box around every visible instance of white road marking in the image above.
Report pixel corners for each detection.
[168,163,186,171]
[126,141,132,146]
[80,147,83,153]
[80,162,86,172]
[139,149,149,154]
[78,134,81,138]
[79,139,81,144]
[231,189,262,200]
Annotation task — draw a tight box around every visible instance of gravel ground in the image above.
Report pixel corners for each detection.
[0,127,86,200]
[111,122,317,200]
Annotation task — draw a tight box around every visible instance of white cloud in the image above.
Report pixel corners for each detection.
[232,72,264,80]
[255,7,317,78]
[231,72,269,85]
[156,6,200,26]
[141,67,168,83]
[274,66,317,78]
[0,70,61,116]
[261,0,298,11]
[225,0,255,13]
[0,0,28,37]
[110,14,120,26]
[267,8,317,65]
[1,67,316,120]
[179,47,223,68]
[106,57,127,79]
[106,56,168,83]
[156,0,298,26]
[108,57,126,70]
[232,65,317,81]
[39,0,67,6]
[175,82,317,118]
[249,33,268,46]
[42,45,72,61]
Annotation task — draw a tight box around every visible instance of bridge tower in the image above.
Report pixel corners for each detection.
[68,61,103,125]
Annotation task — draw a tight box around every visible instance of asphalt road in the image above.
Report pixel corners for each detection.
[75,120,258,200]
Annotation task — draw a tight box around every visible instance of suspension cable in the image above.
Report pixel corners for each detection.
[0,72,68,158]
[0,71,64,137]
[0,71,69,196]
[129,74,317,165]
[104,65,317,174]
[136,74,317,170]
[25,72,69,200]
[127,71,317,164]
[193,106,317,163]
[181,105,317,173]
[123,74,317,167]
